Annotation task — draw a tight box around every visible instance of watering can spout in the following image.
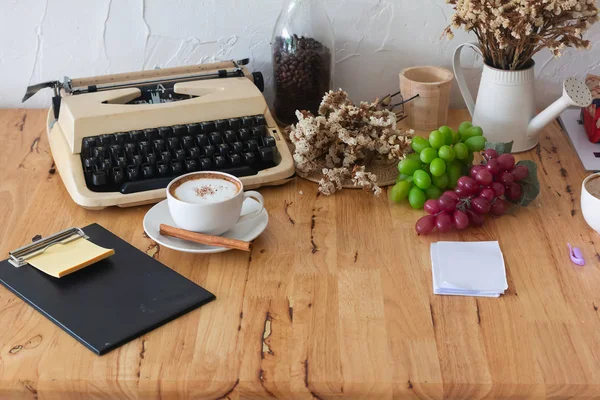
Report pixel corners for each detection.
[527,77,593,138]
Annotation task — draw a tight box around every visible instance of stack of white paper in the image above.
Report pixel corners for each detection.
[431,241,508,297]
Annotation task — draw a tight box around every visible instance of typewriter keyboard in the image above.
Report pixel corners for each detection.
[79,115,278,194]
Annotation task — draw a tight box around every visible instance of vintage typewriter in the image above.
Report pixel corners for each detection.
[23,59,295,209]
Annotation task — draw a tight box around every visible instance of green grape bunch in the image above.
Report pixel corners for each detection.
[389,122,487,209]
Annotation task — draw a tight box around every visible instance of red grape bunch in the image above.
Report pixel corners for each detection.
[415,149,530,235]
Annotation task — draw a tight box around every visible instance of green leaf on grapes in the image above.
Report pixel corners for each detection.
[508,160,540,207]
[484,141,514,155]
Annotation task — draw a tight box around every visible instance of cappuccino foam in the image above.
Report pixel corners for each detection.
[173,177,239,203]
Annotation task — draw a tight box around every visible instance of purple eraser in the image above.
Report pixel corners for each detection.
[568,243,585,266]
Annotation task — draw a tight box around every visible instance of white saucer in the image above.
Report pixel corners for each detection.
[143,199,268,254]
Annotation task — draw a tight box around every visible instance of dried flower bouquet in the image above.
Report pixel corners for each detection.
[444,0,599,70]
[288,90,413,196]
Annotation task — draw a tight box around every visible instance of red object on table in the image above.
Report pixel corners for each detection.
[584,74,600,143]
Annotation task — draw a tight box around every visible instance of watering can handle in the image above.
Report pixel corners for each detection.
[453,42,483,117]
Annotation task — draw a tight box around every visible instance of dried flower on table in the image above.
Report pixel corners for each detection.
[289,89,413,196]
[443,0,599,70]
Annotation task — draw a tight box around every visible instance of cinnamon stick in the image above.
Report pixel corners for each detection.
[159,224,252,252]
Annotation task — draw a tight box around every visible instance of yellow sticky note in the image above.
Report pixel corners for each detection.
[27,238,114,278]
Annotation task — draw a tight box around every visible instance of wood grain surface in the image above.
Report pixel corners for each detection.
[1,109,599,399]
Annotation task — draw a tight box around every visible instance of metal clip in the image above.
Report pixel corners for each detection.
[8,227,89,268]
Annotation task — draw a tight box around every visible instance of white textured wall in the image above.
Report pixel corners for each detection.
[1,0,599,111]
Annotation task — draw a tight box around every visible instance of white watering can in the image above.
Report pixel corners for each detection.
[453,42,593,152]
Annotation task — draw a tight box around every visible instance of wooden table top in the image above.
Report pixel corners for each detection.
[1,108,599,399]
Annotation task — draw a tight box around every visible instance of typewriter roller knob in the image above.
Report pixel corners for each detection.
[142,163,154,178]
[92,170,106,186]
[171,161,183,175]
[127,165,139,181]
[252,72,265,92]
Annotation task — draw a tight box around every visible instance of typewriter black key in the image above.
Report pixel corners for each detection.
[93,147,105,158]
[168,137,180,150]
[200,121,215,133]
[125,142,136,154]
[102,159,112,171]
[195,134,209,147]
[232,142,244,153]
[142,163,154,178]
[251,126,265,138]
[241,116,255,128]
[157,162,169,176]
[160,151,172,163]
[144,128,158,141]
[98,134,113,146]
[255,115,266,126]
[187,123,201,135]
[199,157,212,170]
[145,153,157,165]
[84,157,97,168]
[264,136,276,147]
[210,132,223,145]
[185,158,198,172]
[171,160,183,175]
[243,152,256,165]
[117,156,127,168]
[218,143,230,156]
[228,118,241,130]
[153,139,165,152]
[238,128,251,142]
[116,132,128,144]
[203,145,215,157]
[214,155,226,168]
[215,119,228,132]
[110,144,122,157]
[225,130,238,143]
[182,136,194,149]
[112,167,124,184]
[158,126,172,139]
[82,137,96,150]
[132,154,143,166]
[173,124,186,136]
[228,153,242,166]
[259,147,275,162]
[246,140,259,152]
[188,147,201,159]
[92,170,106,186]
[129,130,143,142]
[174,149,186,161]
[127,165,139,181]
[139,141,150,153]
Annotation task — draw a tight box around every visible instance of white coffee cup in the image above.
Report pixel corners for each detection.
[581,172,600,234]
[166,171,265,235]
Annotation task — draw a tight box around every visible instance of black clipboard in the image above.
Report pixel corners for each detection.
[0,223,215,355]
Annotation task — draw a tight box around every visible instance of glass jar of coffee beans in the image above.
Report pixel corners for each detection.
[271,0,334,125]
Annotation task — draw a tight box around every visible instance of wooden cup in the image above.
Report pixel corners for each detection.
[400,66,454,131]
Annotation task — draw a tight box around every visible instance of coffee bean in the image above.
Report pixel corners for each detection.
[273,34,332,125]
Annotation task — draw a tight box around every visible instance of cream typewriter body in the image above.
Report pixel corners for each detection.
[25,60,295,210]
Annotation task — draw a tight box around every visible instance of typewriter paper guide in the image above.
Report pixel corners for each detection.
[59,77,267,154]
[27,237,114,278]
